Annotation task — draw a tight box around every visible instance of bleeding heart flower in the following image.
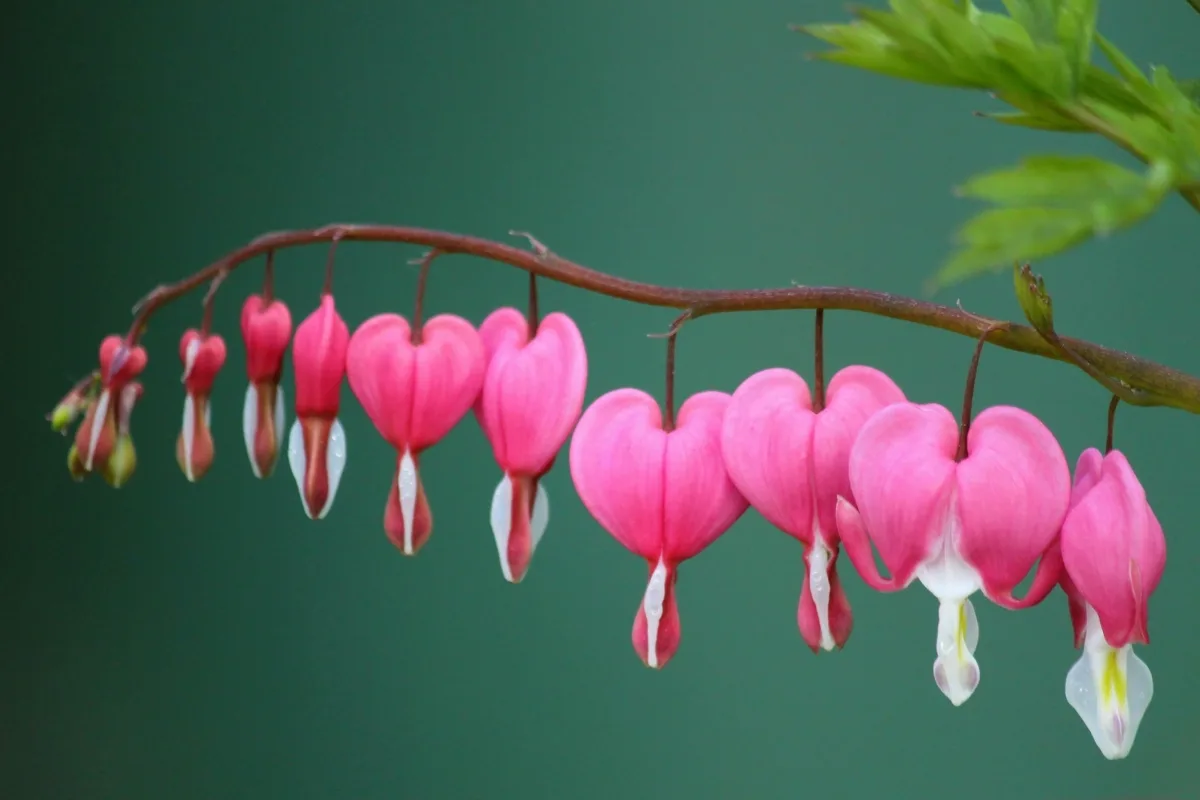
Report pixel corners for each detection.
[474,307,587,582]
[721,366,905,652]
[240,293,293,478]
[72,335,148,479]
[176,329,227,482]
[836,403,1070,705]
[346,312,484,555]
[1059,448,1166,760]
[288,293,349,519]
[569,389,749,669]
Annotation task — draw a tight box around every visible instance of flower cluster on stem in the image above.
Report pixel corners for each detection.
[49,226,1174,759]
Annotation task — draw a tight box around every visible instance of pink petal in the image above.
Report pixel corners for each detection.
[840,403,957,590]
[1061,450,1166,647]
[293,294,349,418]
[956,406,1071,606]
[811,366,906,542]
[663,391,749,561]
[569,389,666,560]
[476,309,588,475]
[346,313,484,452]
[409,315,485,450]
[720,368,816,540]
[346,314,415,449]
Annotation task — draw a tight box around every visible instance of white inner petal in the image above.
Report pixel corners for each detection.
[181,394,196,482]
[182,337,200,381]
[933,598,980,706]
[274,387,286,457]
[530,482,549,552]
[242,383,262,478]
[1065,604,1154,760]
[397,447,418,553]
[643,556,669,668]
[489,475,514,582]
[286,418,309,517]
[807,528,835,652]
[84,389,112,471]
[321,417,346,520]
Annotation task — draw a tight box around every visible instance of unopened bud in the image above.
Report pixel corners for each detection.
[102,435,138,488]
[66,445,87,482]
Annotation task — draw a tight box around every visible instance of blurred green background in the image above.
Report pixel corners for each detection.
[8,1,1200,797]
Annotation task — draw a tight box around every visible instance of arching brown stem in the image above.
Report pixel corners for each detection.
[114,224,1200,415]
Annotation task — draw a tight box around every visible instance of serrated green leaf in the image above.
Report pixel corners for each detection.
[956,156,1145,207]
[934,207,1094,287]
[1082,66,1157,118]
[808,50,968,87]
[1150,66,1200,125]
[1179,79,1200,106]
[979,110,1089,131]
[1056,0,1098,85]
[1094,33,1147,86]
[973,10,1034,48]
[1083,100,1180,161]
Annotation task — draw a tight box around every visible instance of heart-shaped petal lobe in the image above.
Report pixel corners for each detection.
[476,308,588,475]
[955,405,1070,607]
[241,294,293,383]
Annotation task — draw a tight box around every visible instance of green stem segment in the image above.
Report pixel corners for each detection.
[120,224,1200,415]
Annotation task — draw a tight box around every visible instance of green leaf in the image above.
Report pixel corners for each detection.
[930,154,1176,288]
[1094,33,1147,86]
[978,110,1088,131]
[1056,0,1098,84]
[956,155,1146,208]
[934,207,1094,287]
[1179,79,1200,106]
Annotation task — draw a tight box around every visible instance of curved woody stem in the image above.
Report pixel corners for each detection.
[114,224,1200,415]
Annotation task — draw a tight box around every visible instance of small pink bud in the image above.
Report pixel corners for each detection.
[346,312,484,555]
[721,365,905,652]
[569,389,749,669]
[836,402,1070,705]
[474,307,588,582]
[175,329,227,482]
[287,294,349,519]
[241,294,293,478]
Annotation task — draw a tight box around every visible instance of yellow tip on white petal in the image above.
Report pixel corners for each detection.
[1065,606,1154,760]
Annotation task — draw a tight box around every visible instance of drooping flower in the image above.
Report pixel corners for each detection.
[176,329,227,482]
[1059,448,1166,760]
[70,380,143,487]
[569,389,749,669]
[287,293,349,519]
[240,293,293,478]
[836,403,1070,705]
[346,312,484,555]
[721,366,904,652]
[72,335,148,479]
[474,307,587,582]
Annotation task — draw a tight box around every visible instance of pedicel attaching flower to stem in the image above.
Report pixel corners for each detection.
[474,273,588,582]
[836,325,1070,705]
[722,309,905,652]
[346,251,485,556]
